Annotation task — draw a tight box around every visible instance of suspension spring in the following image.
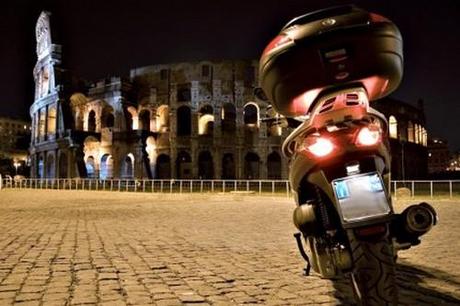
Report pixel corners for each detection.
[315,186,331,230]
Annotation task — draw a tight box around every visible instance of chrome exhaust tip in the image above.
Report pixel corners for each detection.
[402,202,438,236]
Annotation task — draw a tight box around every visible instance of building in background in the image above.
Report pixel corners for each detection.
[29,12,286,179]
[0,116,31,176]
[427,138,450,174]
[372,98,428,179]
[29,11,429,180]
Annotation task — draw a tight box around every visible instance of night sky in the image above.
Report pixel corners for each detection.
[2,0,460,150]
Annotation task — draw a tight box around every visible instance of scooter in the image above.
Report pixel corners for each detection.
[257,5,437,305]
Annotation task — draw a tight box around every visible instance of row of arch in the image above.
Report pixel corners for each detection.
[33,105,57,142]
[78,151,282,180]
[388,116,427,146]
[74,102,262,136]
[157,150,281,179]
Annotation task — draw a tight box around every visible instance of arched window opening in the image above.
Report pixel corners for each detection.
[101,106,114,128]
[244,152,260,179]
[156,154,171,179]
[407,121,414,143]
[146,136,156,178]
[177,106,191,136]
[244,103,259,128]
[121,153,134,178]
[176,151,192,179]
[222,153,235,179]
[139,110,151,131]
[58,152,68,178]
[38,109,46,140]
[198,151,214,179]
[221,103,236,134]
[100,154,113,179]
[198,105,214,135]
[389,116,398,139]
[88,110,96,132]
[37,156,44,178]
[126,107,138,130]
[74,110,84,130]
[423,128,428,146]
[267,152,282,179]
[46,153,55,178]
[156,105,169,132]
[47,106,56,136]
[85,156,96,178]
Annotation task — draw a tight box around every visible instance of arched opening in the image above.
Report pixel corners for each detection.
[222,153,235,179]
[156,154,171,179]
[177,106,191,136]
[121,153,134,178]
[58,152,68,178]
[422,127,428,146]
[244,152,260,179]
[267,152,282,179]
[74,110,84,130]
[176,151,192,179]
[85,156,96,178]
[139,110,151,131]
[156,105,169,132]
[146,136,156,178]
[389,116,398,139]
[88,110,96,132]
[124,107,138,131]
[407,121,414,143]
[198,105,214,136]
[244,103,259,127]
[221,103,236,134]
[415,124,421,144]
[38,109,46,139]
[46,153,55,178]
[198,151,214,179]
[101,105,114,128]
[100,154,113,179]
[37,156,44,178]
[47,106,56,136]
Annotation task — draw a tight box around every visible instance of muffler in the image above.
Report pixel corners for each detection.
[392,202,438,245]
[293,202,318,236]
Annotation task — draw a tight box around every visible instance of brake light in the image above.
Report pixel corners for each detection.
[306,137,334,157]
[262,34,293,56]
[356,126,381,146]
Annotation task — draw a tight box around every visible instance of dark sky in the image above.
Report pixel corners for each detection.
[2,0,460,150]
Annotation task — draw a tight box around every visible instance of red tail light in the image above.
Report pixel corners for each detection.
[356,126,381,146]
[262,34,293,56]
[305,136,334,157]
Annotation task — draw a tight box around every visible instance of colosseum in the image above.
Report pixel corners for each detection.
[30,11,287,180]
[30,11,429,180]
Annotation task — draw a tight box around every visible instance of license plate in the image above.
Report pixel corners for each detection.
[332,172,391,225]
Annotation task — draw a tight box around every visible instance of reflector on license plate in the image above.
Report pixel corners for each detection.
[332,172,391,225]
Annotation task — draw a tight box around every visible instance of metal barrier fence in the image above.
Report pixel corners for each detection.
[1,177,460,199]
[0,178,292,197]
[392,180,460,199]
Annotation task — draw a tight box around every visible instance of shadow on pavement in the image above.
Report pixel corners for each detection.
[329,261,460,305]
[397,262,460,304]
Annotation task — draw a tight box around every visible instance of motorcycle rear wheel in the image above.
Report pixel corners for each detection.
[348,233,397,306]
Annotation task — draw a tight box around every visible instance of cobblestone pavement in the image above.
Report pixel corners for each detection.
[0,190,459,305]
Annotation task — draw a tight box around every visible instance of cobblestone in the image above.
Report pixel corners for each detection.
[0,190,459,305]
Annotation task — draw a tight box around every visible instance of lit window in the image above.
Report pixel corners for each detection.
[389,116,397,139]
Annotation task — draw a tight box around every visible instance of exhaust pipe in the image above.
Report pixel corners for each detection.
[403,202,437,235]
[392,202,438,246]
[293,202,318,236]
